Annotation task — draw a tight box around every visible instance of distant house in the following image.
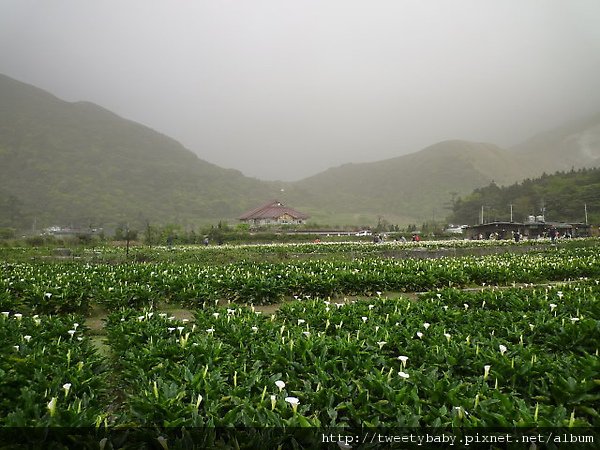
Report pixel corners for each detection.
[238,200,309,227]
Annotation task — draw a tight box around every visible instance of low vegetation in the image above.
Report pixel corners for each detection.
[0,239,598,447]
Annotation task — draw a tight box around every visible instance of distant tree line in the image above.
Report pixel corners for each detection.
[449,167,600,225]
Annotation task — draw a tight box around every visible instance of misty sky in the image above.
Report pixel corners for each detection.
[1,1,600,181]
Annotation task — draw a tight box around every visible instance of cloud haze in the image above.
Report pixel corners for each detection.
[1,0,600,180]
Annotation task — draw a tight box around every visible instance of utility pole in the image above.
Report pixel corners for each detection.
[540,199,546,221]
[584,203,588,225]
[481,205,484,225]
[510,204,513,223]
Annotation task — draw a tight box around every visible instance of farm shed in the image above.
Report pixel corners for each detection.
[238,200,309,227]
[466,221,591,240]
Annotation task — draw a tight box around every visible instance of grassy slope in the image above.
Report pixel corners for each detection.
[289,140,532,224]
[291,114,600,225]
[1,72,598,229]
[0,74,278,229]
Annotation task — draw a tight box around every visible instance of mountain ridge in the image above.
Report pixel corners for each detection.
[0,73,278,229]
[1,73,598,229]
[288,139,533,223]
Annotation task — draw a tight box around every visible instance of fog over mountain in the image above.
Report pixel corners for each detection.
[1,72,599,230]
[1,1,599,181]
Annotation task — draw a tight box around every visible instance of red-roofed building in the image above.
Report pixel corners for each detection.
[238,200,309,226]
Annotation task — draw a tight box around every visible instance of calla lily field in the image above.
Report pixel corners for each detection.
[0,239,598,437]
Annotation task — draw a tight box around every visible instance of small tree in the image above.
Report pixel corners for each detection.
[144,222,159,247]
[124,228,137,257]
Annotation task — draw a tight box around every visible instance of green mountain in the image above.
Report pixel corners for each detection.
[0,74,279,230]
[289,116,600,226]
[449,167,600,225]
[1,73,598,231]
[288,140,532,225]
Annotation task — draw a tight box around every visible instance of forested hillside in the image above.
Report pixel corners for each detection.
[449,168,600,225]
[0,74,278,230]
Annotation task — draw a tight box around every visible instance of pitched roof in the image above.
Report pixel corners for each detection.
[238,200,309,220]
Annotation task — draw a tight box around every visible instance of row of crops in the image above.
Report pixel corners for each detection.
[0,236,577,266]
[0,313,107,427]
[105,283,599,427]
[0,241,598,447]
[80,238,575,258]
[2,246,600,313]
[0,282,598,445]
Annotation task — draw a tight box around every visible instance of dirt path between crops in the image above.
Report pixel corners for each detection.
[84,279,573,355]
